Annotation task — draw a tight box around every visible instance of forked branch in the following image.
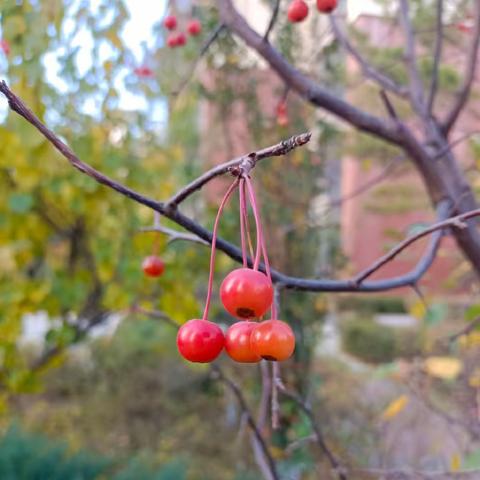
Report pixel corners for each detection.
[0,81,475,293]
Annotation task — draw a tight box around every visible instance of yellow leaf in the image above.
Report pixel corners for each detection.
[469,369,480,388]
[409,298,427,320]
[450,453,461,472]
[380,394,409,421]
[424,357,462,380]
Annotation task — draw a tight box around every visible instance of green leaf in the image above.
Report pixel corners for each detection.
[8,193,34,214]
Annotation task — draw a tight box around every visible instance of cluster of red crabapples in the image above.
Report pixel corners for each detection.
[163,13,202,48]
[176,175,296,364]
[287,0,337,23]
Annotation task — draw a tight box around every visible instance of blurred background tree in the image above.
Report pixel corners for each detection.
[1,0,480,479]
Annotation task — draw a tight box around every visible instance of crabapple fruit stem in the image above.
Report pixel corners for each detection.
[244,176,263,271]
[202,179,239,321]
[239,178,248,268]
[244,176,277,319]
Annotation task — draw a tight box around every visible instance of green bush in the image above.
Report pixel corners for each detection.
[0,425,187,480]
[340,317,421,364]
[338,296,407,314]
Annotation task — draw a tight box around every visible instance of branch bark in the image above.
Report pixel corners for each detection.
[0,80,468,293]
[442,0,480,134]
[216,0,403,146]
[426,0,444,116]
[330,15,408,99]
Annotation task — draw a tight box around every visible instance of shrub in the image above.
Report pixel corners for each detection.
[340,317,421,364]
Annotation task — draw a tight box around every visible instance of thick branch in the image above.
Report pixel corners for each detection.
[0,81,464,293]
[442,1,480,133]
[330,15,408,99]
[216,0,403,146]
[426,0,444,115]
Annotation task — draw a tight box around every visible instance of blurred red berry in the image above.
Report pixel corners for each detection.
[164,15,177,30]
[287,0,309,23]
[0,39,10,55]
[316,0,338,13]
[187,19,202,36]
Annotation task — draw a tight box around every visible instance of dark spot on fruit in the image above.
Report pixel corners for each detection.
[236,307,255,318]
[261,355,278,361]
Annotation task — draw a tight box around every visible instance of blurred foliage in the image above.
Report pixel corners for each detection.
[340,316,422,363]
[1,0,480,478]
[0,424,187,479]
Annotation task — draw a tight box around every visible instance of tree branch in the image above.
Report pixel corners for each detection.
[276,380,347,480]
[170,23,226,98]
[442,1,480,134]
[354,199,453,284]
[399,0,426,115]
[213,366,280,480]
[426,0,444,116]
[0,81,469,293]
[139,225,209,245]
[330,15,408,99]
[216,0,403,146]
[263,0,280,42]
[166,132,311,208]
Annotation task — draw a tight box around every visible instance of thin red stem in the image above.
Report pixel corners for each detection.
[239,179,248,267]
[245,176,263,270]
[244,176,277,319]
[152,212,161,255]
[242,180,255,261]
[202,179,239,320]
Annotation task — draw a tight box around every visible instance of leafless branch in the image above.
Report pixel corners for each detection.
[213,366,280,480]
[399,0,426,114]
[354,199,456,284]
[166,132,311,208]
[139,225,209,245]
[330,15,408,99]
[170,23,226,98]
[276,379,347,480]
[444,316,480,345]
[216,0,403,146]
[263,0,281,42]
[129,306,180,329]
[353,466,480,479]
[0,80,471,293]
[442,1,480,134]
[427,0,444,115]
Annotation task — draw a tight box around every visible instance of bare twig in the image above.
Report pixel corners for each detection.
[139,225,209,245]
[271,362,281,430]
[213,366,280,480]
[330,15,408,99]
[353,466,480,479]
[166,132,311,208]
[130,306,180,329]
[354,199,459,284]
[170,23,226,98]
[263,0,281,42]
[0,81,472,293]
[399,0,426,114]
[276,380,347,480]
[216,0,403,146]
[427,0,444,115]
[445,316,480,345]
[442,1,480,133]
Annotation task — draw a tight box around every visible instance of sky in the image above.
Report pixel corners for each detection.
[0,0,381,120]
